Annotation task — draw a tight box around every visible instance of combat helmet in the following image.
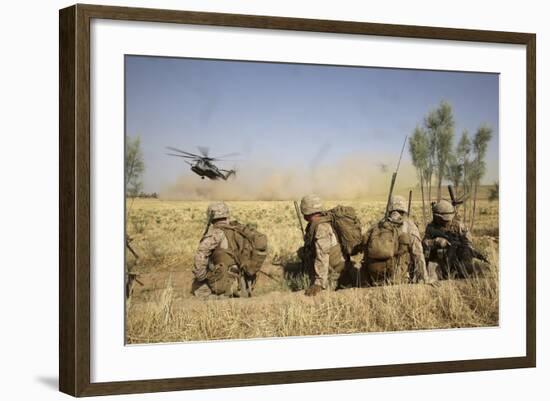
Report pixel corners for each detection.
[206,201,230,220]
[300,194,324,216]
[389,195,407,213]
[432,200,455,221]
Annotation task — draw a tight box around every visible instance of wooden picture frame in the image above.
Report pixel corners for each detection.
[59,3,536,397]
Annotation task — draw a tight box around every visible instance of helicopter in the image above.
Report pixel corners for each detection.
[166,146,238,180]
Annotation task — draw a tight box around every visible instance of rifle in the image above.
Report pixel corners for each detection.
[448,184,472,225]
[426,226,489,263]
[293,200,305,238]
[240,270,282,297]
[448,185,464,207]
[258,270,282,285]
[384,136,408,219]
[407,189,413,216]
[125,235,139,259]
[125,272,144,298]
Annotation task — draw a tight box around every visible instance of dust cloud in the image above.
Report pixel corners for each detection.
[160,153,418,201]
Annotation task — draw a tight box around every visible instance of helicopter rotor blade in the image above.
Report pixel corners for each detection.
[166,146,203,158]
[213,152,241,159]
[166,153,198,160]
[210,158,241,162]
[197,146,210,158]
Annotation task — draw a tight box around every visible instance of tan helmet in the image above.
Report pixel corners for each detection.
[206,201,230,220]
[432,200,455,221]
[300,194,323,216]
[389,195,407,213]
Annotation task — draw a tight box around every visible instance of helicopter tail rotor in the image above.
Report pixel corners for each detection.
[224,169,237,180]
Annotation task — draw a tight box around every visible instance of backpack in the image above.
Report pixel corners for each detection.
[366,220,400,260]
[325,205,363,256]
[220,222,268,277]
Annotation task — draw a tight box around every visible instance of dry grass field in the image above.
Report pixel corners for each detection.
[125,197,499,344]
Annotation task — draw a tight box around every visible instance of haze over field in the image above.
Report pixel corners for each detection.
[160,152,418,200]
[125,55,499,200]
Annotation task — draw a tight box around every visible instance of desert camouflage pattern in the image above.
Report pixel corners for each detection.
[192,220,240,297]
[431,199,455,221]
[397,215,430,283]
[304,220,346,289]
[363,211,430,285]
[389,195,408,213]
[300,194,324,216]
[206,201,230,220]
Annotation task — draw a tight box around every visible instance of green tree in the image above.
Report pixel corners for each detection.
[408,126,430,225]
[456,130,472,196]
[469,125,493,229]
[445,153,463,190]
[424,101,455,201]
[455,130,472,224]
[125,135,145,198]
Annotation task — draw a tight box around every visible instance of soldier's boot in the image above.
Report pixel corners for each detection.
[192,281,213,298]
[334,267,355,290]
[426,262,439,284]
[239,275,251,298]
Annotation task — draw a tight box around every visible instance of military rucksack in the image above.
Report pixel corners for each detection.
[325,205,363,256]
[365,220,400,260]
[219,222,268,277]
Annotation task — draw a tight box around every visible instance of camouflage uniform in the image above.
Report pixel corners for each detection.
[300,194,348,295]
[422,200,476,279]
[303,219,346,289]
[191,202,240,298]
[362,196,430,285]
[394,214,429,283]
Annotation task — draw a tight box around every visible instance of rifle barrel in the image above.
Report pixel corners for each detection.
[384,135,408,219]
[384,172,397,218]
[126,240,139,259]
[258,270,282,285]
[294,201,305,237]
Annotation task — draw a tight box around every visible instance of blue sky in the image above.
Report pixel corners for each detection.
[125,55,499,195]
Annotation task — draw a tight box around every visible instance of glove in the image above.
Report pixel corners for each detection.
[435,237,450,248]
[304,284,323,296]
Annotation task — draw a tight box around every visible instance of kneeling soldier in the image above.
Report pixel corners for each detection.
[300,194,349,296]
[423,200,487,279]
[191,202,240,297]
[362,195,431,286]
